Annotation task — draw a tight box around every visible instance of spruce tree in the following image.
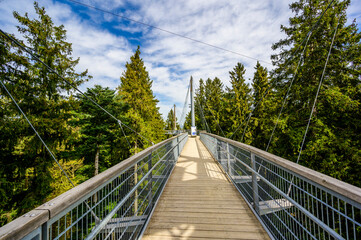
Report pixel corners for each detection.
[249,62,274,150]
[194,79,209,131]
[225,62,251,141]
[271,0,361,186]
[0,2,90,225]
[165,108,179,130]
[72,85,128,179]
[204,77,225,136]
[117,47,165,151]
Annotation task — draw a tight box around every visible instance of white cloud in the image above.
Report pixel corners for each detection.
[1,0,360,120]
[0,0,132,91]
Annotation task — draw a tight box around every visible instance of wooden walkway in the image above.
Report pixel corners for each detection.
[142,136,270,240]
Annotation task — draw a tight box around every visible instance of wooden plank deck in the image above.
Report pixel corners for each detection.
[142,136,270,240]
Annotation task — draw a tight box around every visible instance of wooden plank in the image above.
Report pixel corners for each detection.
[146,222,263,232]
[152,211,256,220]
[142,136,270,240]
[148,216,261,225]
[155,207,249,214]
[0,209,49,240]
[155,202,248,209]
[143,228,268,239]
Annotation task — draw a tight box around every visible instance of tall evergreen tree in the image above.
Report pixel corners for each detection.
[0,2,90,225]
[204,77,225,136]
[165,108,179,130]
[72,85,128,179]
[271,0,361,186]
[225,62,251,140]
[117,47,165,151]
[194,79,209,131]
[249,62,274,150]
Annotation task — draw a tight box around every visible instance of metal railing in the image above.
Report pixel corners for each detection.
[0,133,188,240]
[200,132,361,240]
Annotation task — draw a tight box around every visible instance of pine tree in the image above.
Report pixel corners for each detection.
[183,112,191,130]
[117,47,165,151]
[271,0,361,186]
[165,108,179,130]
[0,2,90,225]
[194,79,209,131]
[72,85,128,179]
[203,77,225,136]
[225,62,251,140]
[249,62,274,150]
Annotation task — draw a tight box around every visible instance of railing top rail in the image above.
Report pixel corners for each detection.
[0,133,187,240]
[202,132,361,205]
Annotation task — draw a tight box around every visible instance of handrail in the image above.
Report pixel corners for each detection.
[0,133,188,240]
[200,132,361,240]
[203,133,361,205]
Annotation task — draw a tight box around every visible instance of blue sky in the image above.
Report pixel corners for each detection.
[0,0,360,120]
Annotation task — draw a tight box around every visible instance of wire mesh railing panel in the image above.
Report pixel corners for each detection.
[6,134,188,240]
[200,133,361,240]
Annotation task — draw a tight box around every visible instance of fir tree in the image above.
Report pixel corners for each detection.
[194,79,208,131]
[117,47,165,151]
[225,62,251,140]
[0,2,90,225]
[204,77,225,136]
[165,108,179,130]
[271,0,361,186]
[248,62,275,150]
[72,85,128,178]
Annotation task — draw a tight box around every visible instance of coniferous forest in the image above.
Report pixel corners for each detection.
[1,0,360,228]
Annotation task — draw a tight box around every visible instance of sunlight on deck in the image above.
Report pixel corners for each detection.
[142,136,270,240]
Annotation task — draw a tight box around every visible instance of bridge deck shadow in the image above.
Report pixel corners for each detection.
[142,136,270,240]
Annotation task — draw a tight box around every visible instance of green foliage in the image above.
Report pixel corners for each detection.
[269,0,361,186]
[165,108,179,130]
[1,0,361,230]
[0,2,90,225]
[71,85,129,178]
[201,77,225,135]
[117,46,165,152]
[224,63,251,140]
[248,62,275,149]
[0,4,166,228]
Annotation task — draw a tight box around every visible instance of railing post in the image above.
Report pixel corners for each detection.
[148,153,153,209]
[251,152,260,214]
[227,143,231,175]
[134,163,138,215]
[217,139,221,162]
[177,136,180,158]
[42,222,48,240]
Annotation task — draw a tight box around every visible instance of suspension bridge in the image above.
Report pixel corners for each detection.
[1,70,361,239]
[1,1,361,239]
[0,127,360,240]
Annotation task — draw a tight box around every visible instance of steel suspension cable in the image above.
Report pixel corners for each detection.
[63,0,272,65]
[118,120,131,149]
[265,33,312,152]
[287,11,341,196]
[295,14,340,166]
[252,33,313,173]
[0,29,153,146]
[195,96,211,133]
[194,82,225,137]
[0,77,75,187]
[1,76,101,221]
[229,0,336,140]
[179,85,190,129]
